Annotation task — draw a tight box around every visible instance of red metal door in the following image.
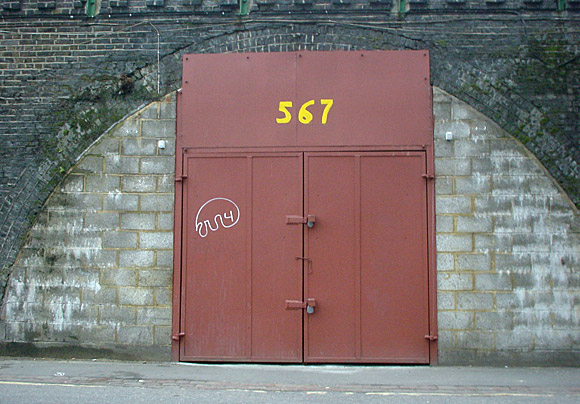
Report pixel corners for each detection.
[304,152,430,363]
[180,152,303,362]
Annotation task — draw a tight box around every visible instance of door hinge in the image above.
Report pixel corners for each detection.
[424,334,438,341]
[175,174,188,182]
[171,332,185,341]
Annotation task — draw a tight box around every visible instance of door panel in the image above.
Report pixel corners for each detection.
[181,153,303,362]
[180,151,430,363]
[305,152,430,363]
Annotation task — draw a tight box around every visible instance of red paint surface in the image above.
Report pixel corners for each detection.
[174,51,436,364]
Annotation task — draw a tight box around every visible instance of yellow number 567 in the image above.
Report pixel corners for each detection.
[276,99,334,125]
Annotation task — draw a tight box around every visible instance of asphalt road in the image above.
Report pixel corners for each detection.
[0,358,578,404]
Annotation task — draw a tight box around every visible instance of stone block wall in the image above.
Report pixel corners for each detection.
[1,88,578,364]
[434,88,579,366]
[0,95,176,360]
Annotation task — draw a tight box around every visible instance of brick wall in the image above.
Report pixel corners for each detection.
[0,95,175,360]
[1,9,579,305]
[1,88,577,365]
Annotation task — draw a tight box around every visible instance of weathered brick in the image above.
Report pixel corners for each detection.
[121,138,157,156]
[140,194,174,212]
[117,325,153,344]
[153,325,172,345]
[99,305,137,325]
[103,231,138,248]
[435,158,471,176]
[104,192,139,212]
[136,307,172,325]
[456,253,492,271]
[456,330,495,349]
[455,175,491,194]
[121,213,156,230]
[140,157,174,174]
[457,215,493,233]
[436,196,472,215]
[121,176,157,193]
[104,156,140,174]
[438,272,473,291]
[457,292,493,310]
[437,234,472,252]
[138,269,172,287]
[118,287,154,306]
[140,232,173,249]
[475,273,512,291]
[73,156,103,174]
[141,120,176,138]
[100,269,137,286]
[84,212,120,230]
[119,250,155,267]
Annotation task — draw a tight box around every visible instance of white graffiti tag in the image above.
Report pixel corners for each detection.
[195,197,240,238]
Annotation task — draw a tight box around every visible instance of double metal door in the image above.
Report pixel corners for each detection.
[177,151,431,363]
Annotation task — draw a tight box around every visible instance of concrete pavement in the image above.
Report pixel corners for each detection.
[0,357,578,403]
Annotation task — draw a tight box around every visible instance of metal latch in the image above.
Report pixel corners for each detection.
[286,215,316,228]
[285,298,316,314]
[424,334,438,341]
[171,332,185,341]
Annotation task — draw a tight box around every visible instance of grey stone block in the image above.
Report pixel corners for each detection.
[140,232,173,249]
[73,156,104,174]
[157,213,174,230]
[457,215,493,233]
[154,325,172,345]
[154,288,172,306]
[436,196,472,215]
[475,311,513,330]
[157,175,174,193]
[435,158,471,176]
[81,286,118,305]
[140,194,174,212]
[117,325,153,345]
[434,120,470,140]
[99,305,137,325]
[494,215,532,233]
[140,157,175,174]
[104,193,139,212]
[475,274,512,290]
[84,212,120,230]
[138,269,172,287]
[438,272,473,291]
[455,175,491,194]
[495,330,534,350]
[121,176,157,193]
[156,250,174,268]
[456,292,493,310]
[435,177,453,195]
[437,234,472,252]
[62,194,104,211]
[136,307,172,326]
[438,311,474,330]
[472,156,509,175]
[122,138,157,156]
[101,269,137,286]
[141,120,176,138]
[488,139,522,157]
[436,215,454,232]
[60,175,84,193]
[474,195,512,215]
[456,330,495,349]
[495,253,532,272]
[509,157,544,176]
[121,213,156,230]
[433,101,451,121]
[434,139,454,158]
[112,119,139,137]
[474,234,513,253]
[104,156,140,174]
[437,253,454,271]
[456,253,492,271]
[159,100,176,119]
[87,137,120,156]
[103,231,138,248]
[491,175,530,195]
[119,250,155,267]
[454,139,489,157]
[118,287,154,306]
[437,292,455,310]
[512,233,551,253]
